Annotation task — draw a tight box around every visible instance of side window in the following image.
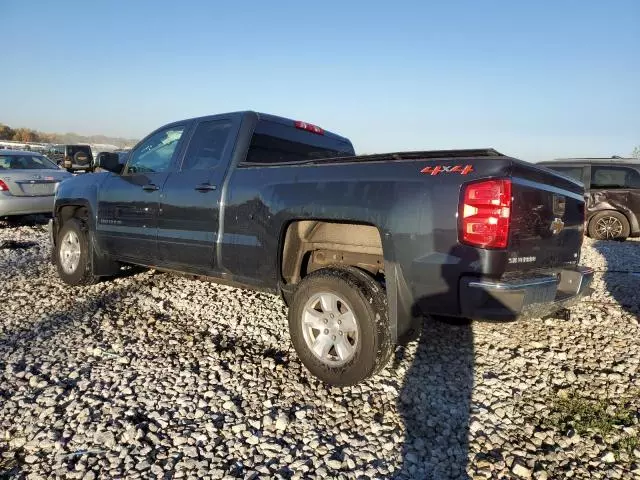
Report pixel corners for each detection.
[181,120,232,170]
[549,166,584,182]
[591,166,640,189]
[125,126,185,174]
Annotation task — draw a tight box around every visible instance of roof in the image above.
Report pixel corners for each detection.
[539,157,640,165]
[162,110,353,145]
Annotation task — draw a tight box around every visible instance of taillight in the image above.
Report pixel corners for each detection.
[0,180,8,191]
[459,179,512,249]
[294,120,324,135]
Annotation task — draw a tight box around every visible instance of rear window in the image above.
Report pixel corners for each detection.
[0,154,60,170]
[548,166,585,183]
[67,145,93,159]
[591,166,640,189]
[244,120,354,165]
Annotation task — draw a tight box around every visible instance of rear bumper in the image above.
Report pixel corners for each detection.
[0,192,55,216]
[460,266,594,321]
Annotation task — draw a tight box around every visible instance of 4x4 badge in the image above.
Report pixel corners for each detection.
[421,164,474,176]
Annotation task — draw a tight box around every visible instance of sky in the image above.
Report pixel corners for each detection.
[1,0,639,161]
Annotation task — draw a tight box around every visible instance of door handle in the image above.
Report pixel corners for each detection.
[195,183,217,192]
[142,184,159,192]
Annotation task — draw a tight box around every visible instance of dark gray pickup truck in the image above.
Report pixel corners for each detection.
[51,111,593,385]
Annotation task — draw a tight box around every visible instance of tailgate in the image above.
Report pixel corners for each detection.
[507,160,585,271]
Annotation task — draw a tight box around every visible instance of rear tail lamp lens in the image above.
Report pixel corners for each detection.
[459,179,512,249]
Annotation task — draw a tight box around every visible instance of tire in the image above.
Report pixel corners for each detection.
[55,218,99,285]
[588,211,630,241]
[73,151,90,167]
[288,266,392,386]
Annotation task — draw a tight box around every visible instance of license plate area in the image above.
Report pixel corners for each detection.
[18,182,57,196]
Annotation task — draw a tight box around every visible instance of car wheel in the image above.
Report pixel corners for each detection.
[288,266,392,386]
[588,211,630,241]
[55,218,99,285]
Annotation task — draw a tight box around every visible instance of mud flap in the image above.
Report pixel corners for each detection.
[384,261,419,344]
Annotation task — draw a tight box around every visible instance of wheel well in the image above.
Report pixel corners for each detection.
[57,205,89,225]
[588,209,630,226]
[281,220,384,285]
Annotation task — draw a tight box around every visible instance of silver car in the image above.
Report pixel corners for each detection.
[0,150,73,218]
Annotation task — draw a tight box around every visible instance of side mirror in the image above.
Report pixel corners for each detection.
[96,152,123,174]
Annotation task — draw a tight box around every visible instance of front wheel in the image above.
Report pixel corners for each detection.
[55,218,99,285]
[288,266,392,386]
[588,211,630,241]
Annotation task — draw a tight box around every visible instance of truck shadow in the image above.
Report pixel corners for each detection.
[392,244,503,479]
[592,239,640,317]
[393,315,474,479]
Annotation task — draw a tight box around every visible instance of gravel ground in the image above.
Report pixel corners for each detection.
[1,222,639,479]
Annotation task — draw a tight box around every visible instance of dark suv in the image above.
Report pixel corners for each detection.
[539,157,640,240]
[49,145,94,172]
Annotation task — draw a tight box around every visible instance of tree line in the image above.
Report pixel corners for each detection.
[0,124,49,143]
[0,122,137,148]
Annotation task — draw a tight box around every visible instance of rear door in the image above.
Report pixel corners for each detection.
[97,123,189,263]
[156,117,237,271]
[588,164,640,230]
[508,161,586,270]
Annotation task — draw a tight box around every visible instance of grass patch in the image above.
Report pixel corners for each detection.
[547,393,636,437]
[614,434,640,459]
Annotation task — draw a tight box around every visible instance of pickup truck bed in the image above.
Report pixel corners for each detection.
[51,111,593,385]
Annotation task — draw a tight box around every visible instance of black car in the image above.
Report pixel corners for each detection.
[539,157,640,240]
[49,144,94,172]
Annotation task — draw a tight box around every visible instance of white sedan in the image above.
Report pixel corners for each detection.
[0,150,73,219]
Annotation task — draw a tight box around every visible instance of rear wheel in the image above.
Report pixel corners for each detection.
[55,218,99,285]
[588,211,630,241]
[288,266,392,386]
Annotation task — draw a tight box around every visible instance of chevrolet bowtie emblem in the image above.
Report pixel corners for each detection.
[550,217,565,235]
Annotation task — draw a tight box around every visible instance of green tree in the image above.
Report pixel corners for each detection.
[632,146,640,159]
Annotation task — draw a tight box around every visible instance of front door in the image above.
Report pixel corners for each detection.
[96,124,188,264]
[157,118,235,272]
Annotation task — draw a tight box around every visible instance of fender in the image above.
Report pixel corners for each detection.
[52,173,120,276]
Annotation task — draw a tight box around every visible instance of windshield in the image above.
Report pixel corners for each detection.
[0,154,61,170]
